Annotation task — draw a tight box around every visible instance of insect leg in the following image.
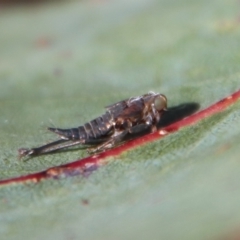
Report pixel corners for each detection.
[128,123,152,134]
[88,130,129,153]
[18,139,84,158]
[88,123,156,154]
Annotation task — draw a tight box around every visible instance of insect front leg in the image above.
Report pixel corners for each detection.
[141,114,160,133]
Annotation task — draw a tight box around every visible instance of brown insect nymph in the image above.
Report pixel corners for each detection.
[18,92,167,158]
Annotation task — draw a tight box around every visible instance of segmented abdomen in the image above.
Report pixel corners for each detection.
[48,111,113,141]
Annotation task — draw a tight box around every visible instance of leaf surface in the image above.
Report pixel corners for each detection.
[0,0,240,239]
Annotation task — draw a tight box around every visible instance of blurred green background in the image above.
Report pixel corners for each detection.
[1,0,240,239]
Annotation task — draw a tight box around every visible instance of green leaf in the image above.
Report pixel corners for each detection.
[1,0,240,239]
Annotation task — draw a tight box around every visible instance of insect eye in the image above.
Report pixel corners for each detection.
[154,95,167,111]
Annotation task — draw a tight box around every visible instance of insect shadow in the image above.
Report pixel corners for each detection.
[123,102,200,141]
[23,102,200,159]
[157,102,200,128]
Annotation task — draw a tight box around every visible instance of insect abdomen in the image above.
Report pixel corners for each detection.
[48,127,86,140]
[48,112,113,141]
[83,111,113,139]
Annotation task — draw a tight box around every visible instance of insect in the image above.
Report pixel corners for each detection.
[18,92,167,158]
